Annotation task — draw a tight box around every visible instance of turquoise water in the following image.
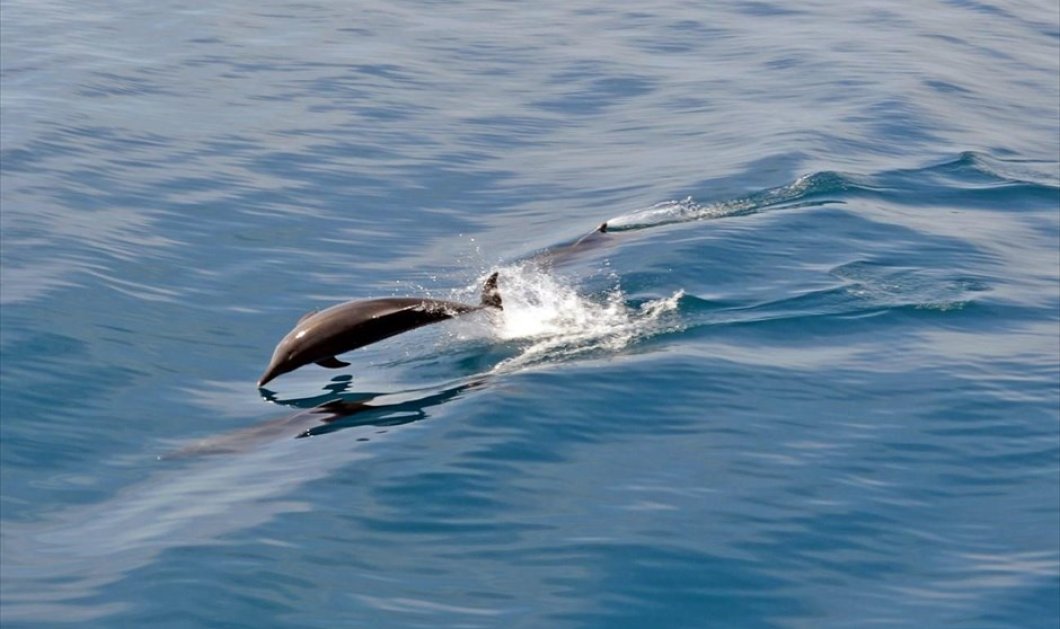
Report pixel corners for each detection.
[2,1,1058,627]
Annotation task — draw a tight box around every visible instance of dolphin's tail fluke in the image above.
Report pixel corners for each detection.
[481,272,502,310]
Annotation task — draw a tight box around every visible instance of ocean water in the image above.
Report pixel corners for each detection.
[1,0,1058,627]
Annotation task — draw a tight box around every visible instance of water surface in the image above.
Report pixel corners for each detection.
[2,1,1058,627]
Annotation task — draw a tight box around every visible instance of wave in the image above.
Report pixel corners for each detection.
[605,171,851,231]
[604,151,1058,232]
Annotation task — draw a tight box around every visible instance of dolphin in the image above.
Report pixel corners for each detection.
[527,222,609,267]
[258,272,502,387]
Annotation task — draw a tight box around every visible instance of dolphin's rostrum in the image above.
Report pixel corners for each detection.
[259,272,502,387]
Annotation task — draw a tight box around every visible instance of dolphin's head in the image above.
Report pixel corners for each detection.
[258,349,296,388]
[258,328,314,387]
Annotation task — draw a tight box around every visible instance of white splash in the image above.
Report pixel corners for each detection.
[455,265,684,373]
[604,174,844,231]
[605,196,711,230]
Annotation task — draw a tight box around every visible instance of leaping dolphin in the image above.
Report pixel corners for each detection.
[258,272,502,387]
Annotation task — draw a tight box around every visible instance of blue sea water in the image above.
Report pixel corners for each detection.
[2,0,1058,627]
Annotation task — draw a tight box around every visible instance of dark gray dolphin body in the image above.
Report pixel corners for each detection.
[259,273,501,387]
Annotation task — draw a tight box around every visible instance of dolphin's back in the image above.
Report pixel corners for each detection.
[300,297,477,353]
[313,297,477,324]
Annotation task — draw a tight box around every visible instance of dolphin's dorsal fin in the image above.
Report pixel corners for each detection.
[480,272,502,310]
[315,356,350,369]
[298,310,318,324]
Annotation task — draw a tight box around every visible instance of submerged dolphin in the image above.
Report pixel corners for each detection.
[259,273,502,387]
[527,222,609,267]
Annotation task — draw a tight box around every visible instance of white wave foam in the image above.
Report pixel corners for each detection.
[605,196,712,230]
[604,174,840,231]
[458,265,683,373]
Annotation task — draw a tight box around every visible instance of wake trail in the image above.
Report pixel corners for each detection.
[604,171,851,232]
[604,153,1059,234]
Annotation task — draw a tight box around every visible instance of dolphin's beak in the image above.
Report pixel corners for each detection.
[258,362,283,388]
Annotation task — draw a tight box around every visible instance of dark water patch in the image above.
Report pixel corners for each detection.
[77,70,177,98]
[533,78,656,117]
[942,0,1022,22]
[735,1,807,17]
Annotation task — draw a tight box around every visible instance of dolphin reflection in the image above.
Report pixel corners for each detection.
[165,378,486,459]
